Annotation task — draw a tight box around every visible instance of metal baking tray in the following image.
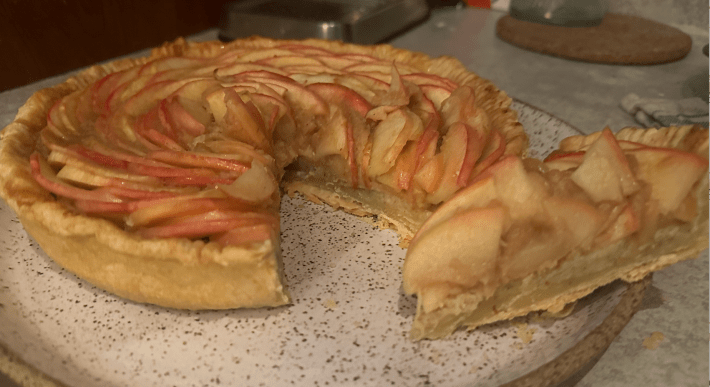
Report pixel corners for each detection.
[218,0,430,44]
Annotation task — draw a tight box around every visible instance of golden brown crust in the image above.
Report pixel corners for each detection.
[0,36,524,312]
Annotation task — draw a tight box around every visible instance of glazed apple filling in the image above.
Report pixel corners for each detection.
[32,43,504,247]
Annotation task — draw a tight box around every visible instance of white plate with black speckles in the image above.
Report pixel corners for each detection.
[0,101,633,387]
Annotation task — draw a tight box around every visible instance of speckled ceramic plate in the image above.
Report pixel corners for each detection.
[0,101,641,387]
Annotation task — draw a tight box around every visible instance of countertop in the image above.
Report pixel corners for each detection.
[0,6,707,387]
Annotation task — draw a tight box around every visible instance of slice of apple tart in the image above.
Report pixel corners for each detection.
[403,125,708,340]
[0,37,525,312]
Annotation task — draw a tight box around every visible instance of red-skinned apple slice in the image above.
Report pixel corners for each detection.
[413,152,443,194]
[206,88,271,150]
[419,84,453,111]
[401,73,457,91]
[311,55,359,70]
[214,223,275,247]
[241,76,329,117]
[412,176,497,245]
[571,128,639,202]
[367,108,422,177]
[471,155,548,220]
[236,48,303,63]
[468,129,506,181]
[440,86,479,130]
[138,215,275,240]
[256,55,324,68]
[347,73,390,92]
[276,44,333,55]
[457,123,486,187]
[426,123,469,204]
[95,186,185,200]
[594,204,640,247]
[201,140,274,167]
[47,147,161,184]
[403,205,506,295]
[218,160,277,204]
[625,146,708,214]
[74,200,133,215]
[148,149,250,173]
[543,151,585,171]
[161,96,207,137]
[306,83,372,117]
[215,63,289,78]
[127,196,257,227]
[30,153,123,203]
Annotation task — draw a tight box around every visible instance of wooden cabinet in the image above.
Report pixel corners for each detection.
[0,0,231,91]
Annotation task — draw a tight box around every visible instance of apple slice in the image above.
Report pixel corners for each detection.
[311,109,348,160]
[256,55,324,68]
[440,86,478,129]
[468,129,506,180]
[412,175,497,245]
[74,199,133,215]
[543,151,585,171]
[306,83,372,117]
[472,156,548,221]
[161,95,207,137]
[30,153,122,203]
[403,205,506,294]
[214,223,276,247]
[426,123,469,204]
[218,160,277,204]
[236,48,302,63]
[367,108,422,177]
[312,55,359,70]
[127,196,255,227]
[413,152,444,194]
[215,63,289,79]
[570,128,639,202]
[243,76,329,117]
[276,43,334,56]
[138,213,276,240]
[47,147,159,184]
[625,146,708,214]
[206,88,271,151]
[457,123,486,187]
[201,140,274,167]
[594,204,640,247]
[419,84,453,111]
[402,73,457,91]
[147,149,249,173]
[542,196,606,248]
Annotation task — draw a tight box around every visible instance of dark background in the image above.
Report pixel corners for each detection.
[0,0,231,91]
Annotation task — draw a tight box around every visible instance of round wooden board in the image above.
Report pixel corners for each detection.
[504,276,651,387]
[496,14,692,65]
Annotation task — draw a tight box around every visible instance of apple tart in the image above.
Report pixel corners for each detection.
[404,125,708,339]
[0,37,525,312]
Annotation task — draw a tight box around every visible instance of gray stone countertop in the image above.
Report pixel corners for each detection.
[0,6,707,387]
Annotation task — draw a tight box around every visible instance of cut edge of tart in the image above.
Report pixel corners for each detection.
[0,37,525,312]
[403,125,708,340]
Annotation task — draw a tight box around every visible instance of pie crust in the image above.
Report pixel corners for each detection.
[0,37,524,312]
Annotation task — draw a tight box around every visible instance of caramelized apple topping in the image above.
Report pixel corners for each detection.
[33,42,506,246]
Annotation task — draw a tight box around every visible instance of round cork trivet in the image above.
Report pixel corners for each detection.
[0,275,651,387]
[496,13,692,65]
